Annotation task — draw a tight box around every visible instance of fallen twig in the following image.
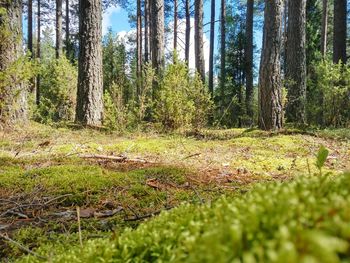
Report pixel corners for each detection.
[182,153,201,160]
[124,206,174,222]
[0,233,47,260]
[79,154,153,164]
[76,207,83,247]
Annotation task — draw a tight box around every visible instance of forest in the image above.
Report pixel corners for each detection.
[0,0,349,262]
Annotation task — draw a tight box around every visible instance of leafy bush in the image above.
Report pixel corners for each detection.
[34,56,77,124]
[20,169,350,262]
[154,61,213,131]
[103,83,134,132]
[307,60,350,127]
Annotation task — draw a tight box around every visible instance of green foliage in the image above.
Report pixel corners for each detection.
[307,60,350,127]
[20,172,350,262]
[154,60,213,131]
[316,145,329,173]
[34,56,77,124]
[103,84,135,132]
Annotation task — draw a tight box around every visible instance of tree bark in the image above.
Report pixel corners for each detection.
[195,0,205,83]
[65,0,70,53]
[320,0,328,57]
[151,0,164,92]
[28,0,33,58]
[220,0,226,110]
[185,0,190,66]
[258,0,283,130]
[285,0,307,124]
[36,0,41,105]
[333,0,347,64]
[173,0,178,55]
[137,0,142,96]
[56,0,63,59]
[0,0,27,126]
[208,0,215,97]
[75,0,103,126]
[144,0,149,62]
[245,0,254,122]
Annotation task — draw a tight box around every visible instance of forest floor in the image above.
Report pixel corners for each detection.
[0,123,349,261]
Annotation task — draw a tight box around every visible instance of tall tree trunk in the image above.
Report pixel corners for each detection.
[285,0,307,124]
[28,0,33,57]
[185,0,190,66]
[151,0,164,93]
[75,0,103,126]
[220,0,226,110]
[145,0,149,62]
[173,0,178,55]
[36,0,41,105]
[56,0,63,59]
[321,0,328,57]
[0,0,27,126]
[208,0,215,97]
[333,0,347,64]
[245,0,254,123]
[65,0,70,53]
[137,0,142,96]
[195,0,205,82]
[258,0,283,130]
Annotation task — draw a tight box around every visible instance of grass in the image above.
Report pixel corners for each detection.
[0,122,349,261]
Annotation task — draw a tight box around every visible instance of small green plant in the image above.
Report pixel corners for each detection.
[316,145,329,175]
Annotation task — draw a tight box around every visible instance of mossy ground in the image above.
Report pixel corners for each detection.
[0,123,349,261]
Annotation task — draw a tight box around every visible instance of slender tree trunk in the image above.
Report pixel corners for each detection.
[36,0,41,105]
[258,0,283,130]
[137,0,142,96]
[75,0,103,126]
[66,0,70,53]
[28,0,33,57]
[245,0,254,123]
[220,0,226,110]
[333,0,347,64]
[321,0,328,57]
[208,0,215,97]
[173,0,178,55]
[145,0,149,62]
[151,0,164,93]
[195,0,205,82]
[185,0,190,66]
[285,0,307,124]
[0,0,27,126]
[56,0,63,59]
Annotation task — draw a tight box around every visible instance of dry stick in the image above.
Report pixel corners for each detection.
[79,154,152,164]
[0,233,47,260]
[307,158,311,176]
[76,206,83,247]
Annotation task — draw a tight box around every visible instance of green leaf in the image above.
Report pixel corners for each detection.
[316,145,329,170]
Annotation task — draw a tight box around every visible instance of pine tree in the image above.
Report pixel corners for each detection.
[245,0,254,122]
[195,0,205,83]
[333,0,347,64]
[285,0,307,124]
[56,0,63,58]
[75,0,103,126]
[0,0,28,126]
[258,0,283,130]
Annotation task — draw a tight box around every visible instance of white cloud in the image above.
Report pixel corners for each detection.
[102,6,121,36]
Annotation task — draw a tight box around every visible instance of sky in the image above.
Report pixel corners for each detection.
[102,2,263,73]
